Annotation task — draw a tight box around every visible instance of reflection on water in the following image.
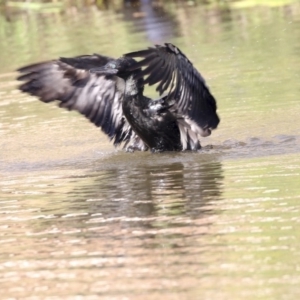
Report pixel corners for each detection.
[70,159,223,220]
[1,1,300,299]
[0,156,225,298]
[14,158,224,237]
[1,153,300,299]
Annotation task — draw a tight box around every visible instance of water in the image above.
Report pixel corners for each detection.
[1,1,300,299]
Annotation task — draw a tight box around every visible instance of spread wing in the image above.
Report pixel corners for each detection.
[125,43,220,137]
[17,55,132,146]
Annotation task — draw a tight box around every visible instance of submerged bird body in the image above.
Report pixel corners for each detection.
[17,43,219,152]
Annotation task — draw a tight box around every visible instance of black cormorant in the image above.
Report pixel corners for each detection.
[17,43,220,152]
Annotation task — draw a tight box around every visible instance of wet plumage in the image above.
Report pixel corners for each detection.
[17,43,220,152]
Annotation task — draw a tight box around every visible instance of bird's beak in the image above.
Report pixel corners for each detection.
[200,128,211,137]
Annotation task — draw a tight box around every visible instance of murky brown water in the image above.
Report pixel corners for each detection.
[1,1,300,299]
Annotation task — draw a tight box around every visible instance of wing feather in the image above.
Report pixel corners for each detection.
[125,43,220,136]
[17,55,132,146]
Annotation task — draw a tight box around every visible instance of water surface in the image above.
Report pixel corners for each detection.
[1,1,300,299]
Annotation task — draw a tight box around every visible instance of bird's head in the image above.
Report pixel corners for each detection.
[90,56,138,79]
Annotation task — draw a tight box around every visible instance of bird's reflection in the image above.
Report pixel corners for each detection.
[68,156,224,226]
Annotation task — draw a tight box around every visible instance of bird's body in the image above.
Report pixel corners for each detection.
[17,43,220,152]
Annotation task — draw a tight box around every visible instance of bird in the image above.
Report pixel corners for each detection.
[17,43,220,153]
